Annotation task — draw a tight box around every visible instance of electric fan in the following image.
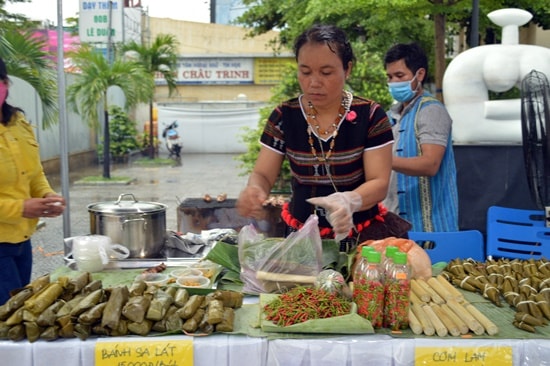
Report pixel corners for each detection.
[520,69,550,227]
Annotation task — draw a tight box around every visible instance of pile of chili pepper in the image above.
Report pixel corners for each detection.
[263,286,352,327]
[353,278,384,328]
[384,279,411,330]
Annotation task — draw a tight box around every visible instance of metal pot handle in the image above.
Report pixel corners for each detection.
[122,217,147,230]
[115,193,138,205]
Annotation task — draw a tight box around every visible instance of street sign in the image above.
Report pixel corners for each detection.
[79,0,123,43]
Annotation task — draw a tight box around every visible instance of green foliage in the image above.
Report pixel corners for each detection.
[348,42,393,109]
[121,34,180,96]
[67,45,154,128]
[0,29,58,129]
[236,63,300,190]
[97,106,140,159]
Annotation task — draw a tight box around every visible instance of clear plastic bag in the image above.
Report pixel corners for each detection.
[238,214,323,294]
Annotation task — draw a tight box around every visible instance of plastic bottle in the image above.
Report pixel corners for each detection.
[384,251,411,330]
[383,246,398,278]
[353,250,384,328]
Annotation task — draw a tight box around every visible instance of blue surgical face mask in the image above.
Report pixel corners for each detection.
[388,74,418,102]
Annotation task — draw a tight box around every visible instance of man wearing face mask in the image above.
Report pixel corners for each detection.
[382,43,458,232]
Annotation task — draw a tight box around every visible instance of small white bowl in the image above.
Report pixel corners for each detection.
[191,261,221,279]
[136,273,169,286]
[170,268,202,278]
[176,275,210,289]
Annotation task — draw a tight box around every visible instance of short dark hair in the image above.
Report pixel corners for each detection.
[293,24,355,72]
[384,42,428,82]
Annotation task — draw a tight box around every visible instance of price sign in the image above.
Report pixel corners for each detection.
[415,345,512,365]
[95,339,193,365]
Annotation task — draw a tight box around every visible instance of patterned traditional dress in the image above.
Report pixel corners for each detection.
[260,92,393,238]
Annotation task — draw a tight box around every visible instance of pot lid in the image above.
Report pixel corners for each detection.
[87,193,167,213]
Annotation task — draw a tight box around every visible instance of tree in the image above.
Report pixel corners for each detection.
[237,0,550,101]
[67,45,154,178]
[0,1,59,129]
[122,34,179,158]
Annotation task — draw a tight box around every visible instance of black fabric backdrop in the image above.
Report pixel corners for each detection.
[454,144,538,234]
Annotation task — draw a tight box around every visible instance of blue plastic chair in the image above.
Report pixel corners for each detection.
[407,230,485,263]
[486,206,550,260]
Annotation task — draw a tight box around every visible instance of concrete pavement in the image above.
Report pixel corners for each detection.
[31,153,249,280]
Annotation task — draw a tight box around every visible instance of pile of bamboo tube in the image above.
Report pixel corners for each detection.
[409,275,498,337]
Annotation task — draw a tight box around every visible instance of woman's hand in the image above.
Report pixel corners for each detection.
[236,185,268,219]
[23,194,66,219]
[307,191,362,242]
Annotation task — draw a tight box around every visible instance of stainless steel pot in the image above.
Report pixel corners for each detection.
[87,193,167,258]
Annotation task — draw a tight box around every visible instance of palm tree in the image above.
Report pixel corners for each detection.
[0,29,58,128]
[67,45,154,178]
[122,34,179,158]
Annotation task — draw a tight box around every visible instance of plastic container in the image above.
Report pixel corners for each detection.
[136,273,169,286]
[170,268,203,278]
[176,275,211,288]
[384,252,411,330]
[70,235,111,272]
[191,260,221,279]
[383,246,398,278]
[353,249,384,328]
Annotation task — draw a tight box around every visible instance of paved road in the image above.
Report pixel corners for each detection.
[31,153,248,279]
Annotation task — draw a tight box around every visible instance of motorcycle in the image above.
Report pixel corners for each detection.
[161,121,182,160]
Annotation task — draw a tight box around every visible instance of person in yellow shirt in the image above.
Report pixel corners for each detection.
[0,57,65,304]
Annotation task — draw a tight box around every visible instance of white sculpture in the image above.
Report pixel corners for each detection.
[443,8,550,144]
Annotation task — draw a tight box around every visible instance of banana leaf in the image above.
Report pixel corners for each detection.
[205,242,240,273]
[24,283,64,315]
[8,324,25,341]
[79,302,107,325]
[40,325,59,341]
[110,318,129,336]
[101,286,129,330]
[122,295,151,323]
[127,319,152,336]
[0,288,33,320]
[24,321,43,343]
[37,300,64,327]
[0,321,9,339]
[259,294,374,334]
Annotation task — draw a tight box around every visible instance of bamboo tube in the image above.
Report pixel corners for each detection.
[464,302,498,336]
[422,304,448,337]
[417,279,445,304]
[408,308,423,335]
[446,299,485,335]
[411,302,435,336]
[409,290,424,306]
[436,274,464,302]
[441,303,469,334]
[427,277,454,301]
[431,303,461,337]
[411,279,431,303]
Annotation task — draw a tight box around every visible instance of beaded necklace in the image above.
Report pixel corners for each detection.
[306,91,350,162]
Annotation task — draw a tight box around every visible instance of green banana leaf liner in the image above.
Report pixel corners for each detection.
[259,293,374,334]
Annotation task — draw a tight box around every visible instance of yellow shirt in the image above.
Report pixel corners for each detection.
[0,112,55,243]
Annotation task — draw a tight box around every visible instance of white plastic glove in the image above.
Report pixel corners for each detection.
[307,191,363,242]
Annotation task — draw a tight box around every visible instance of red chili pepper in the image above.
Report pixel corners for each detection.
[263,286,352,326]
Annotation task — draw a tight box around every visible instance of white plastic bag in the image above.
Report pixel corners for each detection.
[238,215,323,294]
